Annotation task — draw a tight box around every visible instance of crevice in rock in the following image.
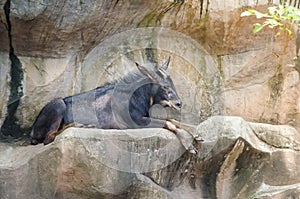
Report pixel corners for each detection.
[145,46,157,64]
[113,0,120,9]
[0,0,25,140]
[280,0,300,8]
[295,30,300,74]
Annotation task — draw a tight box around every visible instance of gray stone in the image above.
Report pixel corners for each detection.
[1,116,300,198]
[16,56,77,127]
[0,52,9,125]
[1,0,300,198]
[1,0,300,132]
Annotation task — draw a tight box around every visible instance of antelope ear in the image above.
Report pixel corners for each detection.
[135,62,157,82]
[161,56,171,70]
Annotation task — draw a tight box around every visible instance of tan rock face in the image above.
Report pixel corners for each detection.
[0,52,9,125]
[0,0,299,132]
[1,0,159,57]
[0,1,300,197]
[0,116,300,199]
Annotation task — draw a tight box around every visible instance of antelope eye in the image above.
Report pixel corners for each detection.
[162,85,168,89]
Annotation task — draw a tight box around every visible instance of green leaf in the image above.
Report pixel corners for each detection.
[268,6,277,15]
[292,12,300,22]
[253,23,264,33]
[265,18,279,26]
[242,4,300,36]
[253,10,268,19]
[278,4,284,11]
[241,10,254,17]
[286,28,292,35]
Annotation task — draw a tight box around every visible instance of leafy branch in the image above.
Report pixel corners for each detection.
[241,3,300,35]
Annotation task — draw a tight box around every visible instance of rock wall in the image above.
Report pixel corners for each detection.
[1,0,300,198]
[1,116,300,199]
[0,0,299,136]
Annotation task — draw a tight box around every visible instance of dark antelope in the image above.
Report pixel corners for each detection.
[30,57,199,152]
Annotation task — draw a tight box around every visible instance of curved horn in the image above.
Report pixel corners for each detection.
[161,56,171,70]
[135,62,158,82]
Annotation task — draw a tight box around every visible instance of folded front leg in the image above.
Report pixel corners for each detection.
[167,119,203,142]
[143,118,197,154]
[164,120,197,154]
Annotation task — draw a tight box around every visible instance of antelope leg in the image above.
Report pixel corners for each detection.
[43,122,77,145]
[164,121,197,154]
[168,119,203,141]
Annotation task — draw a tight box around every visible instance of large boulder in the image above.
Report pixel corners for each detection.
[1,116,300,198]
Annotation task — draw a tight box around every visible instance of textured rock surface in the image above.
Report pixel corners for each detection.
[0,0,300,132]
[1,116,300,199]
[0,52,9,125]
[1,0,300,198]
